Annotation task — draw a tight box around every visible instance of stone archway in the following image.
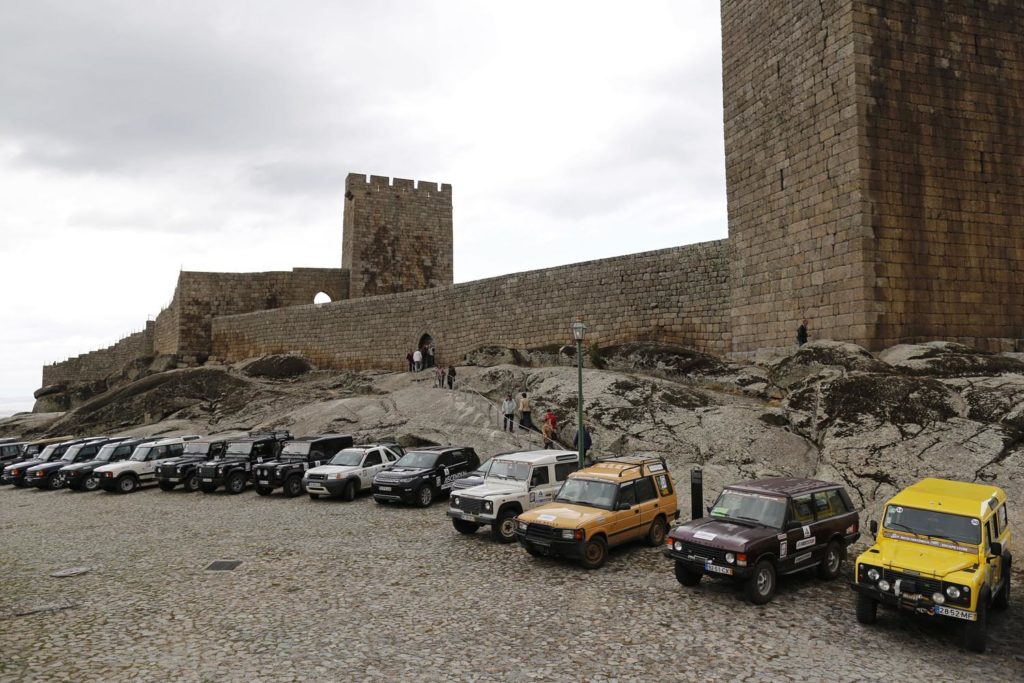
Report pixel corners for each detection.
[418,333,435,368]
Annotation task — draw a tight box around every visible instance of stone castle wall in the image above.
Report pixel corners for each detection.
[342,174,453,299]
[211,240,731,369]
[41,323,154,386]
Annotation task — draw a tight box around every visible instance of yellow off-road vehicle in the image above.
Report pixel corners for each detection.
[514,456,679,569]
[853,478,1012,653]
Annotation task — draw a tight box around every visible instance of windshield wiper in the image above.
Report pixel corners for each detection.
[886,521,919,534]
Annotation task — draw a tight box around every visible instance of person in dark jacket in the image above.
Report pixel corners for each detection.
[447,365,456,389]
[406,352,414,372]
[796,320,809,346]
[573,424,592,460]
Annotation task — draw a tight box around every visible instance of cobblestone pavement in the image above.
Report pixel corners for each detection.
[0,484,1021,682]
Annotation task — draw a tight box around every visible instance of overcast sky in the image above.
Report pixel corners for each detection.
[0,0,726,414]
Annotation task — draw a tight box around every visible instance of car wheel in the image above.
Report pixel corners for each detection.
[199,482,217,493]
[674,561,703,586]
[341,479,357,502]
[744,559,777,604]
[82,477,98,492]
[993,560,1011,611]
[117,475,138,494]
[580,536,608,570]
[256,486,273,496]
[817,540,844,580]
[48,474,64,490]
[490,509,518,544]
[416,485,433,508]
[183,472,200,492]
[855,593,878,625]
[158,481,176,492]
[453,519,480,535]
[964,599,988,653]
[646,515,668,547]
[284,476,303,498]
[226,472,247,494]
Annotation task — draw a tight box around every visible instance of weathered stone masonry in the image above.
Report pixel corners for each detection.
[212,241,731,369]
[42,324,154,385]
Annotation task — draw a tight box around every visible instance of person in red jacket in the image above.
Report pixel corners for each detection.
[543,409,557,431]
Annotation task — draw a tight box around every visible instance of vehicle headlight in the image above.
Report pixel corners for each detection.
[36,471,45,476]
[484,501,493,512]
[932,592,946,605]
[673,540,683,552]
[11,470,19,476]
[517,521,527,531]
[946,586,961,599]
[866,567,880,582]
[217,467,224,474]
[453,496,461,507]
[725,552,735,565]
[561,529,574,540]
[877,580,891,592]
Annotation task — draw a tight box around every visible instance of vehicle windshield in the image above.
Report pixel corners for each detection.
[474,459,493,476]
[130,446,153,462]
[710,490,787,528]
[282,442,312,456]
[884,505,980,545]
[61,445,84,461]
[328,449,364,467]
[36,445,57,460]
[94,444,121,462]
[226,442,253,456]
[488,460,530,481]
[555,478,617,510]
[184,442,210,455]
[394,452,439,469]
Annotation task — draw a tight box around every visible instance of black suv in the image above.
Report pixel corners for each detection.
[371,446,480,507]
[197,432,291,494]
[0,441,28,469]
[157,437,231,492]
[27,438,127,490]
[2,439,90,487]
[61,439,153,491]
[254,434,353,497]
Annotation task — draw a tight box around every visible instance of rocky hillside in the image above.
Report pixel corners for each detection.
[4,341,1022,518]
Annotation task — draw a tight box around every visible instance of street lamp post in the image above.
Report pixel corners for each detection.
[571,319,587,469]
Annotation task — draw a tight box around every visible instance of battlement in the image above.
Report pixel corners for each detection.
[347,173,452,196]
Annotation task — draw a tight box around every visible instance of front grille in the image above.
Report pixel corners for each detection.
[158,465,176,477]
[883,569,941,596]
[307,473,327,481]
[674,541,727,563]
[455,497,484,514]
[198,466,218,477]
[525,523,560,542]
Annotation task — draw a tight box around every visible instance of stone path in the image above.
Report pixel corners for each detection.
[0,485,1021,682]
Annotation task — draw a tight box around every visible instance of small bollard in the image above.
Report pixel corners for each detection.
[691,467,704,520]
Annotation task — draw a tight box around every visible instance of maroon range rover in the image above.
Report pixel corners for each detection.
[664,478,860,604]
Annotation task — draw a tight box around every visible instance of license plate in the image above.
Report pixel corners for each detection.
[166,477,178,482]
[202,478,212,482]
[705,562,733,576]
[934,605,977,621]
[378,486,392,491]
[258,480,269,485]
[459,513,479,522]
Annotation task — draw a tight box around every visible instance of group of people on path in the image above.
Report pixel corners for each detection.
[501,392,591,457]
[406,344,436,372]
[435,364,456,389]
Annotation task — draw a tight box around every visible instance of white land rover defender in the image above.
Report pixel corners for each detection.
[447,450,580,543]
[94,436,201,493]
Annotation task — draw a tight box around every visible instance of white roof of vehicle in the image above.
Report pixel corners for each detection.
[491,450,577,465]
[150,435,201,446]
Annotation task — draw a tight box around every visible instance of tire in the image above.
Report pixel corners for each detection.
[674,561,703,586]
[47,474,64,490]
[199,482,217,493]
[83,477,99,492]
[580,536,608,570]
[453,518,480,535]
[416,485,434,508]
[183,472,200,492]
[646,515,668,547]
[308,493,320,500]
[284,476,304,498]
[992,559,1011,611]
[744,559,777,604]
[226,472,247,495]
[256,486,273,496]
[116,475,138,494]
[158,481,176,492]
[341,479,357,502]
[856,593,878,624]
[964,599,988,653]
[817,540,844,580]
[490,509,519,543]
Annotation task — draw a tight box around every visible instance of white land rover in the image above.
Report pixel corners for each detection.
[447,450,581,543]
[303,444,403,501]
[94,436,201,493]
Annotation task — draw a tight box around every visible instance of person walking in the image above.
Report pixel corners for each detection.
[406,352,414,372]
[543,409,557,432]
[518,392,534,432]
[796,320,809,346]
[447,365,456,389]
[435,365,445,388]
[500,395,516,432]
[573,424,593,462]
[413,348,423,372]
[540,420,555,449]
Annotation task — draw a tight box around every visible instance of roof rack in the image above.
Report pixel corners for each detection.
[246,430,292,441]
[592,455,669,478]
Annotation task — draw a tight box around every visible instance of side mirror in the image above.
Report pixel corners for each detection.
[989,541,1002,557]
[869,520,878,535]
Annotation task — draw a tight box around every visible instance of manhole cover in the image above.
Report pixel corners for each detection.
[205,560,242,571]
[50,567,91,578]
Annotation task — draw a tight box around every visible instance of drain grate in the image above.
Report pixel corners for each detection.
[205,560,242,571]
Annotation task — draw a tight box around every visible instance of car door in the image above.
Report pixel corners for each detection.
[607,481,644,546]
[984,514,1002,599]
[360,449,384,490]
[634,476,661,530]
[528,465,557,505]
[142,446,168,479]
[785,493,817,571]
